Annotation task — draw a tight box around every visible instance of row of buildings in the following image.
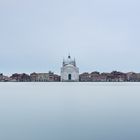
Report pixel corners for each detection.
[0,72,60,82]
[79,71,140,82]
[1,55,140,82]
[1,71,140,82]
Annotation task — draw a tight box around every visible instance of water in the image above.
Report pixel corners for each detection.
[0,82,140,140]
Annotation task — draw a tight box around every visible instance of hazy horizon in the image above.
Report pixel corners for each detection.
[1,0,140,75]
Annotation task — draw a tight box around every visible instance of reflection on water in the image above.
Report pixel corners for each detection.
[0,83,140,140]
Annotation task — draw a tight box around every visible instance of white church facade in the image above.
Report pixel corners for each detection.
[61,55,79,82]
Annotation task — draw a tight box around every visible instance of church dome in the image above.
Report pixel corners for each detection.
[63,55,76,66]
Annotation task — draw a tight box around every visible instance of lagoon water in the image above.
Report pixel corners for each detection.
[0,82,140,140]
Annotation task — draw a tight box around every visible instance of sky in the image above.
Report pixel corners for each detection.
[0,0,140,75]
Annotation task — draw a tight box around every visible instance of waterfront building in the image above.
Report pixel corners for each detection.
[30,72,49,82]
[61,55,79,82]
[0,73,3,81]
[126,72,138,82]
[10,73,31,82]
[79,72,91,82]
[30,72,60,82]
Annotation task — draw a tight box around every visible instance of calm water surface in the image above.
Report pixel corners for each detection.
[0,82,140,140]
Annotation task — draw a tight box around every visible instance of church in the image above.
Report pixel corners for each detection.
[61,55,79,82]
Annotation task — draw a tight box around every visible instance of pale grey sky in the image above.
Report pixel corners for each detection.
[0,0,140,75]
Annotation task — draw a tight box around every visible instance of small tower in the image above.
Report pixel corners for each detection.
[61,55,79,82]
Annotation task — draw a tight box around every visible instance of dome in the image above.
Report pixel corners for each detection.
[63,55,76,66]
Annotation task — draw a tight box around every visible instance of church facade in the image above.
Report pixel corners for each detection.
[61,55,79,82]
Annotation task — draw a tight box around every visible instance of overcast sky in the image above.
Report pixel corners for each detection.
[0,0,140,75]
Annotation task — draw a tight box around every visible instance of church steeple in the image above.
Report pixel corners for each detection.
[74,58,76,66]
[63,58,65,66]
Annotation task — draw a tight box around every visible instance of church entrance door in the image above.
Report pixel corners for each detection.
[68,74,72,80]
